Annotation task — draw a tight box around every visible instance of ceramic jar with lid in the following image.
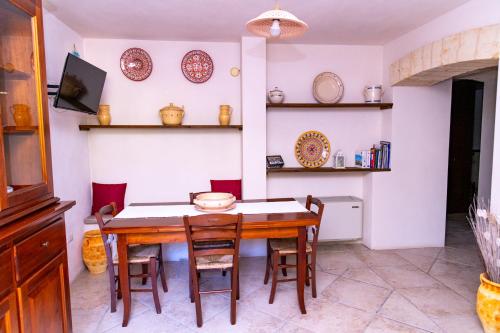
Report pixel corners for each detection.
[364,85,383,103]
[268,87,285,104]
[160,103,185,125]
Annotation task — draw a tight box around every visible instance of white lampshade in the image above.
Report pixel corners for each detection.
[246,6,308,39]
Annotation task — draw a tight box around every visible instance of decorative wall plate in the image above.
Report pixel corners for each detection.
[313,72,344,103]
[181,50,213,83]
[120,48,153,81]
[295,130,331,168]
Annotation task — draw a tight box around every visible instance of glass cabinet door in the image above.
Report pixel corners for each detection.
[0,0,49,210]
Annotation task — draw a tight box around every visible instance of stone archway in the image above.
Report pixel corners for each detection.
[390,24,499,86]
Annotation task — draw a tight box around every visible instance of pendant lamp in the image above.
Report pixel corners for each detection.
[246,4,308,39]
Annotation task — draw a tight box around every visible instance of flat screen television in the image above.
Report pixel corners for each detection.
[53,53,106,114]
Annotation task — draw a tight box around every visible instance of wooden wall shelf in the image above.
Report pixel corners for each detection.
[267,167,391,174]
[3,126,38,134]
[79,124,243,131]
[266,103,393,110]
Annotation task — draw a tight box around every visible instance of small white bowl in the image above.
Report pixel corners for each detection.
[193,192,236,210]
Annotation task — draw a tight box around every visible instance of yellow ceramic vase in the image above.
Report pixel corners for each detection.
[97,104,111,125]
[219,105,232,126]
[477,273,500,333]
[82,230,107,274]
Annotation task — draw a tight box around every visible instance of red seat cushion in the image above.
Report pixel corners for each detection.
[92,182,127,214]
[210,179,242,200]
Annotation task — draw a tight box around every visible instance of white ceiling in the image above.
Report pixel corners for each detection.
[44,0,470,45]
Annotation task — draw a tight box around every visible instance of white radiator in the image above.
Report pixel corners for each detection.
[295,196,363,241]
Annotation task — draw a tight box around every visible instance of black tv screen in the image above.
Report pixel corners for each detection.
[54,53,106,114]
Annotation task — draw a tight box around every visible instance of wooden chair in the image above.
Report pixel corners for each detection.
[189,191,233,277]
[184,213,243,327]
[95,203,168,314]
[189,191,210,205]
[264,195,324,303]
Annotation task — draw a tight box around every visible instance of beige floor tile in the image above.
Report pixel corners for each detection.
[70,271,110,311]
[104,310,192,333]
[133,277,188,309]
[321,277,391,313]
[241,284,310,320]
[365,316,430,333]
[428,260,482,303]
[72,305,108,333]
[163,293,230,328]
[316,251,367,274]
[342,267,393,289]
[290,298,374,333]
[201,302,284,332]
[393,247,442,259]
[379,291,442,332]
[353,250,411,267]
[431,314,484,333]
[279,322,315,333]
[438,246,484,268]
[96,299,150,332]
[397,285,475,318]
[372,265,442,289]
[394,252,436,272]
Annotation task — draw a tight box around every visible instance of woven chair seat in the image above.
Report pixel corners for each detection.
[195,254,233,270]
[193,240,233,250]
[269,238,312,254]
[113,244,160,264]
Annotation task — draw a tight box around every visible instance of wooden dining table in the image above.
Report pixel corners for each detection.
[102,198,319,327]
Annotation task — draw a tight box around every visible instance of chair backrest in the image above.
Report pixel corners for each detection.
[183,213,243,267]
[305,195,325,247]
[210,179,242,200]
[95,202,118,265]
[189,191,211,205]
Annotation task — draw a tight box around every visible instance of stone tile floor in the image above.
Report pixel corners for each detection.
[71,215,485,332]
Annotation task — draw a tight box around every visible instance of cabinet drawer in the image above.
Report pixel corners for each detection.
[0,249,13,299]
[14,218,66,282]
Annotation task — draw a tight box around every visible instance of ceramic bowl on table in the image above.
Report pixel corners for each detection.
[193,192,236,211]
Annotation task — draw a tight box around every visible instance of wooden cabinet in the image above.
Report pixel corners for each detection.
[0,0,55,226]
[0,1,75,332]
[0,293,19,333]
[17,254,71,333]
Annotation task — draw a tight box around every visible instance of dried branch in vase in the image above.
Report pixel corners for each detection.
[467,198,500,283]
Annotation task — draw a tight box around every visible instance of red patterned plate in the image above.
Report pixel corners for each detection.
[120,48,153,81]
[295,130,331,168]
[181,50,213,83]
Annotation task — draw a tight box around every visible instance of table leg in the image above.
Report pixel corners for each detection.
[297,226,307,314]
[117,234,131,327]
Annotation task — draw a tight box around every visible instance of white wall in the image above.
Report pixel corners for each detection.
[371,0,500,249]
[266,44,385,198]
[461,69,498,201]
[491,60,500,212]
[366,82,452,249]
[43,11,92,281]
[84,39,242,260]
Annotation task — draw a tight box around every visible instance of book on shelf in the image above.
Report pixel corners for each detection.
[354,141,391,169]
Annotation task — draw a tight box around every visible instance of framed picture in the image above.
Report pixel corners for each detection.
[266,155,284,169]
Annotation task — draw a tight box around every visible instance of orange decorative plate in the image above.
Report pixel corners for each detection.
[295,130,331,168]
